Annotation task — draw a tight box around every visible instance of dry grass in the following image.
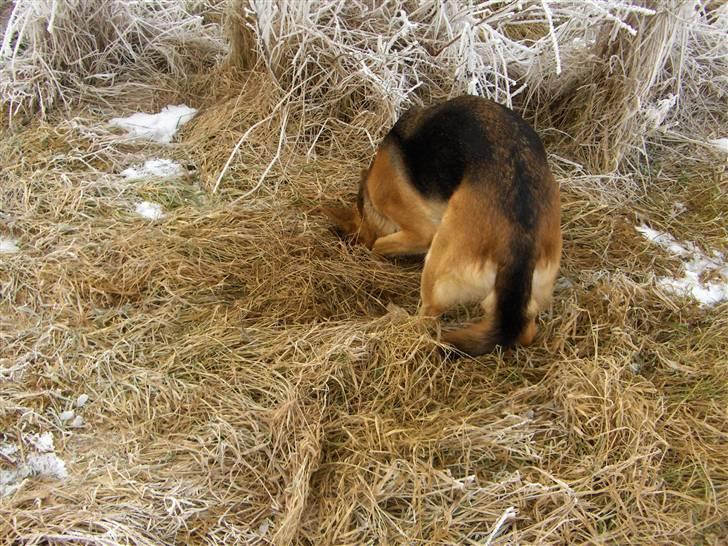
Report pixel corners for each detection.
[1,66,727,544]
[0,0,226,121]
[2,0,728,543]
[223,0,728,174]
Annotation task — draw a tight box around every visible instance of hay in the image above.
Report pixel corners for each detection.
[2,1,728,544]
[224,0,727,172]
[4,0,725,172]
[0,0,225,121]
[2,69,727,542]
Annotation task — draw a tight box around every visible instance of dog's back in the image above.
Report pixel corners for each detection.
[387,96,555,220]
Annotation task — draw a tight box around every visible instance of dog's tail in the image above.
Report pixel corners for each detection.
[443,238,534,356]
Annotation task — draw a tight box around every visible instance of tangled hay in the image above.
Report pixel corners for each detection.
[225,0,728,172]
[0,0,225,120]
[2,0,728,544]
[2,70,727,543]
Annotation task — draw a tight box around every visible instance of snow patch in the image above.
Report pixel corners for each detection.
[70,415,85,428]
[258,520,270,536]
[635,225,689,256]
[0,432,68,498]
[28,432,54,453]
[76,394,89,408]
[109,105,197,144]
[121,159,183,180]
[135,201,165,221]
[636,224,728,306]
[672,202,687,216]
[0,237,19,253]
[708,138,728,153]
[0,443,19,458]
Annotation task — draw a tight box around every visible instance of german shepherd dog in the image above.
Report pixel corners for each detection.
[327,96,561,356]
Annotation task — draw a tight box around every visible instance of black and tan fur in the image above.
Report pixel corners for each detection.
[327,96,561,356]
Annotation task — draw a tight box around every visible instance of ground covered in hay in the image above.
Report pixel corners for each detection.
[1,70,727,545]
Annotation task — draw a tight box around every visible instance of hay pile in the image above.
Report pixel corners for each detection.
[225,0,727,172]
[0,0,225,120]
[2,1,728,544]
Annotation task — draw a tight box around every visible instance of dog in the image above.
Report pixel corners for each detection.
[326,96,561,356]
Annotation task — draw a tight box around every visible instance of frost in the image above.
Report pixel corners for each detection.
[70,416,84,428]
[28,432,54,453]
[135,201,165,221]
[708,138,728,153]
[644,94,677,129]
[0,443,19,458]
[0,237,19,253]
[109,105,197,144]
[635,225,690,256]
[0,432,68,498]
[121,159,184,180]
[571,36,596,47]
[258,520,270,536]
[636,224,728,306]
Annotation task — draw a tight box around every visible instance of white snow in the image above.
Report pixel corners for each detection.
[121,158,183,180]
[0,443,19,458]
[76,394,89,408]
[70,415,84,428]
[109,105,197,144]
[658,274,728,306]
[135,201,165,221]
[25,453,67,480]
[453,474,477,490]
[0,237,19,253]
[0,453,68,497]
[258,520,270,536]
[636,224,728,306]
[59,410,75,422]
[672,202,687,215]
[635,225,689,256]
[0,432,68,498]
[28,432,54,453]
[708,138,728,153]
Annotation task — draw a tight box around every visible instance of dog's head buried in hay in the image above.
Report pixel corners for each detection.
[326,96,562,357]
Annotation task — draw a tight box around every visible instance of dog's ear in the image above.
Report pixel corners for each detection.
[321,204,361,238]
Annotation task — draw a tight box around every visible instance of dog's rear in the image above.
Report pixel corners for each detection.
[329,96,561,356]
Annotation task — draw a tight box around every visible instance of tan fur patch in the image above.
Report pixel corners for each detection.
[430,263,496,312]
[527,259,560,317]
[359,144,444,253]
[363,198,399,240]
